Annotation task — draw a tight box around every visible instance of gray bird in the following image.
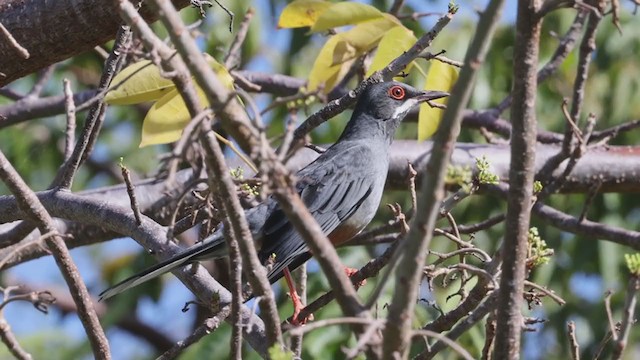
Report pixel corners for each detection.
[99,82,448,312]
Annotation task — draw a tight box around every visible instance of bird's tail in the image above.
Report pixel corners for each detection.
[99,232,226,301]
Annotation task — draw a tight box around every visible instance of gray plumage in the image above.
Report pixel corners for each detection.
[99,81,448,301]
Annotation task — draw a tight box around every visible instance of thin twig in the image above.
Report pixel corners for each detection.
[389,0,405,15]
[289,265,308,356]
[224,7,254,70]
[53,26,131,189]
[288,318,382,337]
[221,217,243,360]
[290,232,402,326]
[0,21,29,59]
[578,180,602,222]
[0,231,60,271]
[482,311,497,360]
[161,109,212,182]
[524,280,566,306]
[277,110,298,162]
[420,50,464,68]
[27,66,55,98]
[156,310,231,360]
[364,204,412,310]
[612,276,640,360]
[536,4,605,192]
[165,178,209,241]
[604,290,617,339]
[443,213,506,234]
[0,317,33,360]
[496,10,587,113]
[62,79,76,161]
[417,290,500,359]
[430,247,492,265]
[532,202,640,250]
[119,159,142,225]
[590,119,640,143]
[412,329,475,360]
[344,320,383,359]
[407,162,418,215]
[214,0,234,32]
[567,321,580,360]
[397,12,444,21]
[0,87,23,101]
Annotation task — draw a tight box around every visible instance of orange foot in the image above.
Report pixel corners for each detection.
[284,268,313,326]
[345,267,367,288]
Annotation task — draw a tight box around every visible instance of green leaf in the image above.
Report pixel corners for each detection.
[311,2,383,32]
[268,345,295,360]
[277,0,332,29]
[105,60,176,105]
[418,61,459,140]
[624,253,640,276]
[366,25,416,77]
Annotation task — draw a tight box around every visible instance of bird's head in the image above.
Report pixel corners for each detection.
[342,81,449,143]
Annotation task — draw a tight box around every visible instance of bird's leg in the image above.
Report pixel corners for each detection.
[283,267,311,326]
[344,267,367,288]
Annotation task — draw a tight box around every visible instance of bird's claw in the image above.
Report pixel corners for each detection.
[345,267,367,288]
[289,290,313,326]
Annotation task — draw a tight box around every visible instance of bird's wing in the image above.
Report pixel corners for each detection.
[259,144,376,281]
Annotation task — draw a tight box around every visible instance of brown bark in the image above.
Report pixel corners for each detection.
[0,0,190,86]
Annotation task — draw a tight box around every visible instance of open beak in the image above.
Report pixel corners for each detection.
[415,90,450,102]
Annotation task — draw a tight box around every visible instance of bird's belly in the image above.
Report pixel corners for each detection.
[328,180,385,246]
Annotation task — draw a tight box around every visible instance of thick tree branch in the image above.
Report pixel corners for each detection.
[0,0,191,86]
[381,1,505,357]
[3,141,640,269]
[0,151,111,359]
[0,189,270,356]
[493,1,542,358]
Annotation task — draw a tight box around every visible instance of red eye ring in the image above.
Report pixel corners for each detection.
[388,85,405,100]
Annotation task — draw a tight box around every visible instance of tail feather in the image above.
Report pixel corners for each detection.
[99,233,226,301]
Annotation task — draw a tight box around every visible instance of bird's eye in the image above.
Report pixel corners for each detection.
[388,85,406,100]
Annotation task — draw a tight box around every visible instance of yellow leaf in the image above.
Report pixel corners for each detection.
[336,15,399,58]
[311,2,383,32]
[332,40,358,66]
[418,61,459,140]
[140,87,209,147]
[308,36,349,92]
[366,25,416,77]
[203,53,235,89]
[139,54,235,147]
[309,16,399,93]
[278,0,332,29]
[105,60,176,105]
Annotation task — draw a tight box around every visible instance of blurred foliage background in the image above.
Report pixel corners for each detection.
[1,0,640,359]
